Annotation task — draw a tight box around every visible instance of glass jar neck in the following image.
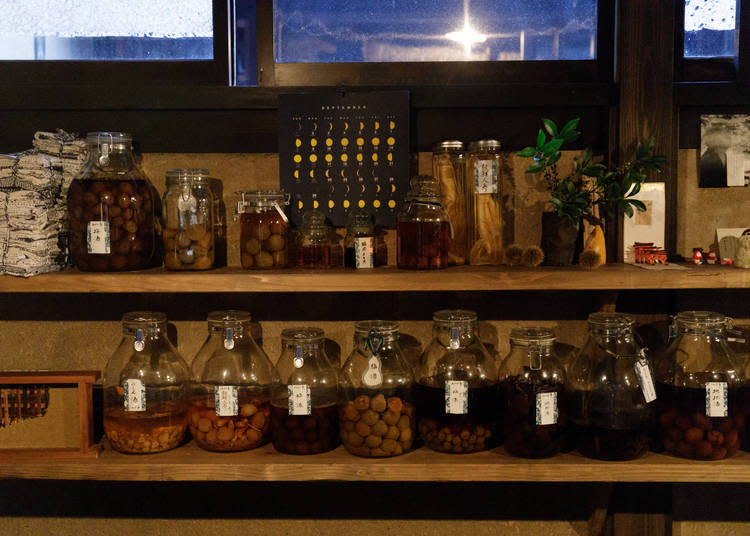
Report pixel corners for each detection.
[354,331,398,355]
[433,321,477,349]
[509,340,555,370]
[122,321,167,342]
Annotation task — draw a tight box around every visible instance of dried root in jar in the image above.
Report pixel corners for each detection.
[469,194,503,265]
[435,154,467,265]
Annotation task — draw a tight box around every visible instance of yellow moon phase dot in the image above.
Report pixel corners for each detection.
[372,137,380,146]
[325,153,333,163]
[341,137,349,147]
[293,154,302,163]
[310,138,317,147]
[358,199,365,208]
[343,199,350,208]
[295,138,302,147]
[328,200,335,208]
[373,200,381,208]
[388,200,396,208]
[325,138,333,147]
[387,137,395,145]
[341,153,348,162]
[309,154,317,163]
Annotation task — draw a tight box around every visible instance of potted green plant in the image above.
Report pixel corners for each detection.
[518,118,665,266]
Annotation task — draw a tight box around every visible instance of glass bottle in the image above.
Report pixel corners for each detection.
[466,140,504,266]
[236,190,290,269]
[568,312,654,461]
[271,327,339,454]
[102,311,191,454]
[415,310,498,453]
[432,141,468,266]
[208,177,227,268]
[498,327,567,458]
[188,310,278,452]
[654,311,745,460]
[396,175,450,270]
[67,132,157,271]
[297,209,334,268]
[344,209,383,269]
[339,321,415,457]
[162,169,214,271]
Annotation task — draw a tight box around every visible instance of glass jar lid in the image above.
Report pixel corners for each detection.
[346,208,374,234]
[674,310,728,331]
[207,309,251,329]
[433,309,477,326]
[406,175,442,202]
[301,209,329,233]
[166,168,210,187]
[468,139,502,152]
[86,131,132,145]
[355,320,399,336]
[433,140,464,152]
[282,327,324,343]
[510,327,556,346]
[587,312,635,332]
[236,189,290,212]
[122,311,166,327]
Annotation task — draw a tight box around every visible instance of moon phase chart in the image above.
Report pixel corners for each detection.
[278,91,410,227]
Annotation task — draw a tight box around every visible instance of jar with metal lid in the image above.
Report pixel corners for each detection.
[396,175,450,269]
[188,310,278,452]
[339,321,416,457]
[102,311,191,454]
[297,209,335,268]
[466,139,504,265]
[416,310,498,453]
[498,327,567,458]
[344,209,386,268]
[654,311,746,460]
[568,312,654,460]
[237,190,290,269]
[208,177,227,268]
[67,132,157,271]
[271,327,340,454]
[433,141,468,265]
[162,169,214,271]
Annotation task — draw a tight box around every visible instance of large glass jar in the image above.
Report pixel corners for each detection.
[499,327,567,459]
[188,310,278,452]
[466,140,503,266]
[102,312,191,454]
[654,311,745,460]
[162,169,214,271]
[397,175,450,270]
[271,327,339,454]
[338,321,415,457]
[568,312,654,461]
[297,209,335,268]
[415,310,498,453]
[432,141,468,266]
[237,190,290,270]
[67,132,157,271]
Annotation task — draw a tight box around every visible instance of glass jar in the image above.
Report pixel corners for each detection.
[344,209,385,269]
[654,311,745,460]
[339,321,415,457]
[433,141,468,266]
[162,169,214,271]
[102,312,191,454]
[498,328,567,458]
[67,132,157,271]
[466,140,503,265]
[188,310,278,452]
[396,175,450,270]
[237,190,290,270]
[568,312,654,461]
[415,310,498,453]
[297,209,335,268]
[271,327,340,454]
[208,177,227,268]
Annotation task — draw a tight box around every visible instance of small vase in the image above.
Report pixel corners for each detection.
[540,212,578,266]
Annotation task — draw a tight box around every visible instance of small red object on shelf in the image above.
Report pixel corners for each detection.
[691,248,704,265]
[633,242,668,265]
[722,257,734,265]
[705,250,718,264]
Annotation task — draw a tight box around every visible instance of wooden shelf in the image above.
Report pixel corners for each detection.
[2,441,750,482]
[0,264,749,293]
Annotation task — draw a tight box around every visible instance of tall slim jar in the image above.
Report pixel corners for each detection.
[432,141,468,265]
[466,140,503,265]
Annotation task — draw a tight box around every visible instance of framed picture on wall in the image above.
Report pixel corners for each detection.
[700,114,750,188]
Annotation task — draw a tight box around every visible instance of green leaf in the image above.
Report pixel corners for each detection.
[628,182,642,197]
[537,129,546,148]
[518,147,536,158]
[560,118,580,136]
[547,152,562,165]
[630,199,647,212]
[526,162,545,174]
[542,118,558,137]
[562,131,581,143]
[622,203,634,218]
[541,138,564,155]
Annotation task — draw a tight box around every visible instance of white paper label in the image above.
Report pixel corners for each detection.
[123,379,145,412]
[706,382,728,417]
[362,355,383,387]
[445,380,468,414]
[288,384,311,416]
[87,221,110,254]
[215,385,239,417]
[354,237,375,269]
[634,360,657,403]
[536,392,558,425]
[473,160,498,194]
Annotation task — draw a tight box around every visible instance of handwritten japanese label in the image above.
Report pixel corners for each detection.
[634,360,657,403]
[215,385,239,417]
[123,379,146,412]
[87,221,110,254]
[473,160,498,194]
[288,384,311,416]
[706,382,728,417]
[354,237,375,269]
[362,355,383,387]
[445,380,468,415]
[536,392,558,425]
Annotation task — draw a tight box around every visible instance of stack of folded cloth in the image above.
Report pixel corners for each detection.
[0,130,87,277]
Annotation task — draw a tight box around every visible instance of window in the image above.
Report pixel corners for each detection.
[684,0,736,58]
[234,0,258,87]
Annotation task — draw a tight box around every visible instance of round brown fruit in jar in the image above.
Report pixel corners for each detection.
[188,393,271,452]
[270,404,338,454]
[338,392,415,457]
[103,404,187,454]
[240,211,288,270]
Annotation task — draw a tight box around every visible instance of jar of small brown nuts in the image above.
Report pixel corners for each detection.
[162,169,215,271]
[236,190,290,270]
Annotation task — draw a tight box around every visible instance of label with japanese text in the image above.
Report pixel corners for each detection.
[473,160,498,194]
[706,382,728,417]
[87,221,110,254]
[535,392,558,425]
[215,385,239,417]
[362,355,383,387]
[634,360,657,403]
[123,379,146,412]
[445,380,468,415]
[288,384,312,416]
[354,237,375,268]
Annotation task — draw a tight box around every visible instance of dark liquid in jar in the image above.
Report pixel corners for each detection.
[397,221,449,270]
[297,244,332,268]
[271,403,339,454]
[67,179,155,271]
[240,212,287,269]
[103,402,186,454]
[188,391,271,452]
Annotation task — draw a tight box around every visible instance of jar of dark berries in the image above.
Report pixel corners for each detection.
[397,175,450,269]
[236,190,290,269]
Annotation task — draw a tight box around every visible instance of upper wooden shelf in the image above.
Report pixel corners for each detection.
[2,442,750,482]
[0,264,748,293]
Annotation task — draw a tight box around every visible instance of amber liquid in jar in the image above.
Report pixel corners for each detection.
[240,212,287,269]
[68,179,155,271]
[188,391,271,452]
[397,221,450,269]
[339,389,415,457]
[103,400,186,454]
[270,403,339,454]
[297,245,332,268]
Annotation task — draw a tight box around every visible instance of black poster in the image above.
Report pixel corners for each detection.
[278,91,410,227]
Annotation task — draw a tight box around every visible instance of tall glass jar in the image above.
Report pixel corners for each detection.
[102,312,191,454]
[237,190,290,270]
[67,132,157,271]
[433,141,468,265]
[654,311,745,460]
[499,327,567,458]
[466,140,503,266]
[271,328,339,454]
[415,310,498,453]
[568,312,654,460]
[396,175,450,270]
[297,209,335,268]
[188,310,278,452]
[339,321,415,457]
[162,169,214,271]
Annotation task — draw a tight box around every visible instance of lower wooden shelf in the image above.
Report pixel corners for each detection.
[2,441,749,482]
